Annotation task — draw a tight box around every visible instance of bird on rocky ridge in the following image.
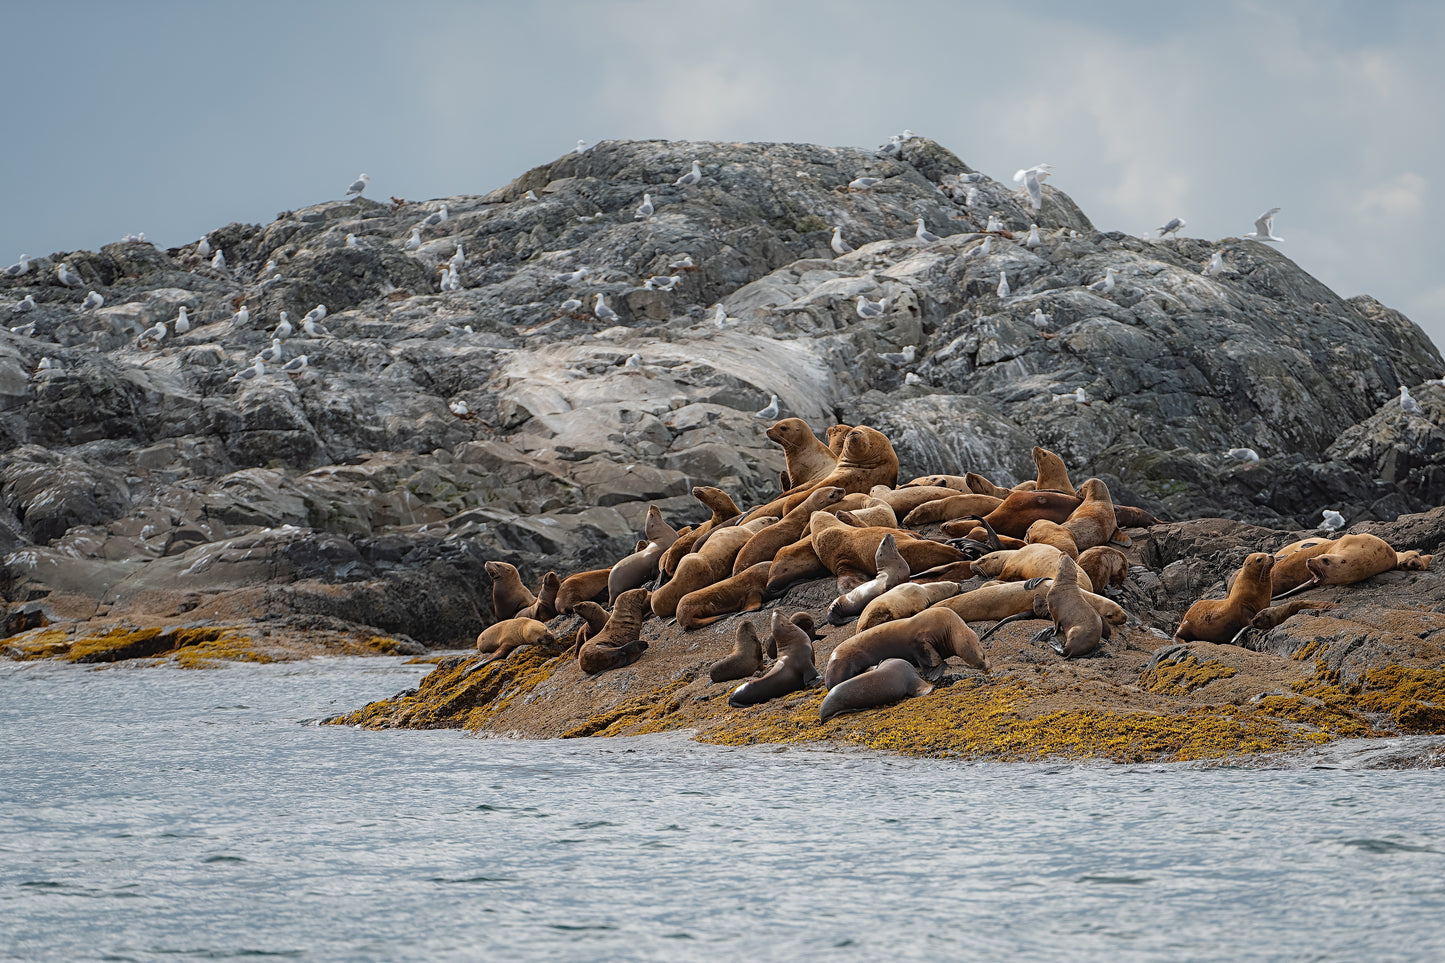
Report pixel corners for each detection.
[15,294,37,313]
[258,338,284,363]
[831,226,854,255]
[1318,509,1346,532]
[855,295,886,319]
[233,359,264,383]
[669,255,694,270]
[1025,224,1042,249]
[139,321,167,344]
[1031,308,1051,329]
[709,303,728,326]
[81,291,103,310]
[1157,217,1186,237]
[1226,447,1260,464]
[1019,168,1043,211]
[4,254,31,276]
[594,293,619,323]
[644,275,681,292]
[303,315,329,337]
[1088,268,1118,294]
[879,346,915,365]
[575,139,587,153]
[346,234,360,248]
[421,205,448,228]
[282,355,309,375]
[964,187,981,208]
[523,190,539,202]
[404,228,421,251]
[914,218,941,243]
[997,272,1011,297]
[560,298,583,313]
[196,238,211,258]
[635,194,654,219]
[56,263,83,287]
[273,311,291,338]
[754,394,780,420]
[674,160,702,187]
[1203,251,1226,277]
[848,176,882,191]
[233,305,251,326]
[1399,385,1423,415]
[174,306,190,334]
[346,173,370,197]
[211,249,226,270]
[984,214,1003,233]
[1243,208,1283,243]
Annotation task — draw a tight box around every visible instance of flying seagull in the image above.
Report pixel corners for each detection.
[1244,208,1283,242]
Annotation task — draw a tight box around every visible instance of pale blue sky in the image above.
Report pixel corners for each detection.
[4,1,1442,347]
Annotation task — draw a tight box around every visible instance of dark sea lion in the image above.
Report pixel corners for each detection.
[1175,553,1273,643]
[709,620,765,683]
[1041,554,1106,658]
[902,493,1004,526]
[768,612,825,658]
[484,561,535,622]
[1077,546,1128,592]
[1228,598,1339,645]
[517,571,560,621]
[608,506,682,603]
[569,601,611,657]
[819,658,934,722]
[826,533,910,624]
[823,608,986,688]
[748,426,900,520]
[767,417,838,490]
[809,512,963,583]
[556,568,611,614]
[979,489,1082,539]
[729,610,819,707]
[676,561,773,630]
[578,588,652,674]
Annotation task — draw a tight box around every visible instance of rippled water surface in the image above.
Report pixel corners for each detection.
[3,658,1444,962]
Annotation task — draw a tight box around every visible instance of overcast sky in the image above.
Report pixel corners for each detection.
[4,1,1442,348]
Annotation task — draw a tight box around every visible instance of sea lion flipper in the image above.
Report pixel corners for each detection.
[1032,626,1065,656]
[1023,576,1049,589]
[1110,531,1133,546]
[836,567,871,595]
[976,610,1039,646]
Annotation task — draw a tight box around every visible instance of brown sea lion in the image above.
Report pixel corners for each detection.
[472,617,555,668]
[696,515,777,573]
[1032,446,1077,496]
[1282,533,1397,595]
[1175,553,1273,643]
[819,658,934,722]
[484,561,536,622]
[1397,550,1434,571]
[901,474,972,490]
[1077,545,1129,592]
[1024,519,1079,558]
[729,610,819,707]
[825,533,911,624]
[1227,598,1339,645]
[733,487,846,575]
[556,568,611,614]
[979,489,1082,539]
[963,579,1127,639]
[709,620,765,683]
[767,612,826,658]
[608,506,682,603]
[869,484,961,515]
[825,424,853,455]
[810,512,964,583]
[1062,478,1124,550]
[748,426,900,520]
[971,543,1095,593]
[651,553,717,619]
[676,562,774,630]
[1041,554,1106,658]
[823,607,985,688]
[941,520,1027,548]
[856,580,963,631]
[766,537,830,595]
[1114,505,1163,527]
[836,500,897,528]
[517,571,560,622]
[965,472,1013,498]
[660,487,741,576]
[1269,537,1336,597]
[578,588,652,674]
[902,493,1004,526]
[569,601,611,657]
[767,417,838,490]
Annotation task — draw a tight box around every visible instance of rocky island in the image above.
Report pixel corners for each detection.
[4,136,1443,764]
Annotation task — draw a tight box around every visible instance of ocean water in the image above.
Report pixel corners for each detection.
[2,658,1443,962]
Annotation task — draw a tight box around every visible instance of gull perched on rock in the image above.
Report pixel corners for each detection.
[140,321,167,344]
[15,294,37,313]
[174,306,190,334]
[635,193,654,219]
[1073,387,1090,405]
[258,338,284,363]
[624,352,642,369]
[233,359,264,383]
[211,249,226,270]
[754,394,780,420]
[346,173,370,197]
[557,266,589,284]
[997,272,1011,297]
[404,228,421,251]
[669,255,694,270]
[984,214,1003,233]
[709,303,728,326]
[4,254,31,277]
[1243,208,1283,242]
[855,295,886,319]
[282,355,309,375]
[56,263,83,287]
[644,275,681,291]
[1157,217,1186,238]
[904,372,924,386]
[1089,268,1118,294]
[878,135,903,157]
[1025,224,1042,249]
[594,293,619,323]
[849,176,882,191]
[830,226,854,255]
[575,139,588,153]
[914,218,941,243]
[346,233,360,248]
[674,160,702,187]
[81,291,103,310]
[879,345,915,365]
[421,205,448,228]
[196,238,211,258]
[979,236,993,256]
[1226,447,1260,464]
[1319,509,1346,532]
[523,190,539,202]
[303,314,329,337]
[1031,308,1051,330]
[1399,384,1423,415]
[233,304,251,326]
[273,311,291,337]
[1203,251,1226,277]
[560,297,583,313]
[964,187,981,208]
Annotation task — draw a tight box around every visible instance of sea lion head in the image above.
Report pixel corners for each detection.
[1243,552,1275,581]
[766,417,813,449]
[769,609,811,659]
[809,510,845,536]
[1078,478,1110,502]
[483,560,517,581]
[837,426,894,469]
[1398,550,1433,571]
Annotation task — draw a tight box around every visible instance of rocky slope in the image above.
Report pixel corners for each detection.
[3,135,1444,660]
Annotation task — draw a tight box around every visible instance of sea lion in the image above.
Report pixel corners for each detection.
[900,474,971,491]
[825,424,853,455]
[1061,478,1125,550]
[968,578,1127,642]
[578,588,652,674]
[819,658,934,722]
[660,487,742,575]
[733,487,846,575]
[979,489,1082,539]
[472,617,555,668]
[767,418,838,490]
[676,561,773,629]
[651,552,718,618]
[696,515,777,573]
[484,561,536,622]
[823,607,986,688]
[1175,553,1273,643]
[1397,550,1434,571]
[856,580,963,631]
[810,512,964,583]
[1041,554,1106,658]
[709,620,764,683]
[569,601,611,657]
[1077,545,1129,592]
[972,543,1095,593]
[1114,505,1163,527]
[1269,537,1336,596]
[902,493,1004,526]
[608,506,682,603]
[1024,519,1079,558]
[517,571,560,622]
[1227,598,1339,645]
[767,612,826,658]
[825,533,911,624]
[729,610,819,707]
[1032,446,1077,496]
[555,568,611,614]
[836,500,897,528]
[748,426,901,520]
[766,537,830,595]
[965,472,1013,498]
[1281,533,1398,595]
[868,484,961,515]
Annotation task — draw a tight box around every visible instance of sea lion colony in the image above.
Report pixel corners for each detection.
[476,427,1431,723]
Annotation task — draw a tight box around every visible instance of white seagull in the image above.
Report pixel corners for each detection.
[303,315,329,337]
[196,238,211,258]
[346,233,360,248]
[1400,384,1423,415]
[855,295,886,319]
[575,139,588,153]
[668,255,694,270]
[1318,509,1346,532]
[1031,308,1051,330]
[635,193,654,219]
[831,226,854,255]
[914,218,941,243]
[282,355,309,375]
[848,176,882,191]
[140,321,168,343]
[56,263,83,287]
[878,345,916,365]
[1012,163,1055,185]
[674,160,702,187]
[233,305,251,326]
[81,291,103,310]
[174,306,190,334]
[421,205,448,228]
[15,294,37,313]
[404,228,421,251]
[1226,447,1260,464]
[709,303,728,326]
[4,254,31,276]
[273,311,291,338]
[258,338,284,363]
[1244,208,1283,242]
[594,293,619,323]
[754,394,780,420]
[1019,168,1043,211]
[560,298,583,313]
[984,214,1003,233]
[523,190,539,202]
[1203,251,1226,277]
[211,249,226,269]
[346,173,370,197]
[964,187,981,208]
[233,359,264,383]
[1157,217,1186,237]
[997,272,1011,298]
[1025,224,1042,249]
[1089,268,1118,294]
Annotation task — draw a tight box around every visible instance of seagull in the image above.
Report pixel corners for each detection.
[1226,447,1260,464]
[914,218,941,243]
[1399,384,1423,415]
[174,306,190,334]
[1013,163,1055,185]
[709,303,728,326]
[303,315,329,337]
[674,160,702,187]
[282,355,309,375]
[196,238,211,258]
[984,215,1003,233]
[4,254,31,277]
[1025,224,1042,249]
[635,193,654,219]
[575,139,588,153]
[523,190,539,202]
[754,394,780,420]
[1318,509,1346,533]
[668,255,694,270]
[1031,308,1051,329]
[879,345,915,365]
[1088,268,1118,294]
[140,321,167,343]
[624,352,642,369]
[979,236,993,256]
[830,226,854,255]
[878,135,903,157]
[233,305,250,326]
[258,338,284,363]
[1203,251,1226,277]
[449,245,465,272]
[848,176,882,191]
[1244,208,1283,242]
[557,266,589,284]
[273,311,291,338]
[1157,217,1186,237]
[56,263,83,287]
[346,233,360,248]
[644,275,681,291]
[997,272,1011,297]
[15,295,37,313]
[81,291,103,310]
[124,233,148,244]
[855,295,886,319]
[449,399,470,416]
[404,228,422,251]
[904,372,924,386]
[305,304,328,323]
[577,212,603,223]
[440,266,461,292]
[1019,168,1043,211]
[421,205,448,228]
[560,298,583,313]
[958,172,984,184]
[211,249,226,269]
[594,293,619,323]
[1063,387,1090,406]
[346,173,370,197]
[964,187,981,208]
[36,357,59,371]
[233,359,264,383]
